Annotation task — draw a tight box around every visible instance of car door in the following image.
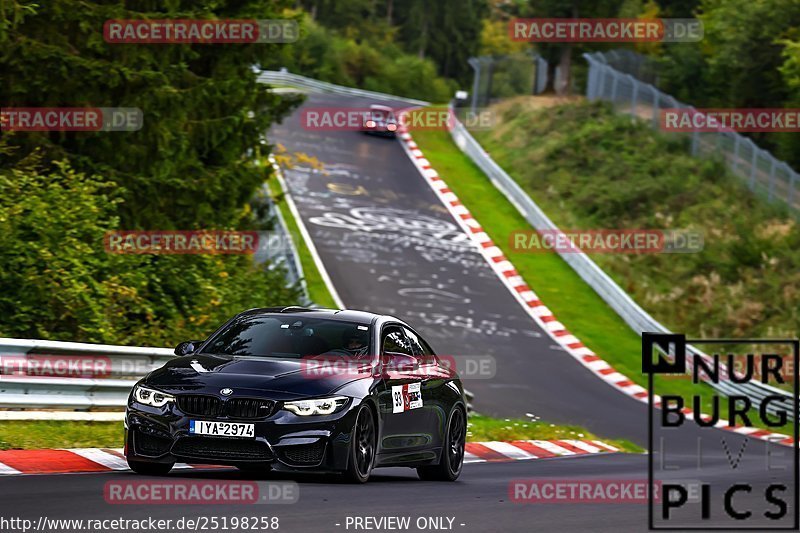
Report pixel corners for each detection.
[402,327,451,450]
[376,325,431,462]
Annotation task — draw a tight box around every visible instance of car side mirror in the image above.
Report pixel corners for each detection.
[174,340,203,356]
[382,352,420,375]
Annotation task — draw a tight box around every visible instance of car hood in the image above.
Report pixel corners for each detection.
[144,353,373,400]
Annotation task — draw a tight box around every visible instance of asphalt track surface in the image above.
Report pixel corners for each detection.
[3,92,795,532]
[270,92,650,441]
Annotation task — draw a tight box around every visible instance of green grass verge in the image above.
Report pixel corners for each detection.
[0,421,124,450]
[410,115,793,435]
[267,176,338,308]
[0,417,639,452]
[467,415,642,452]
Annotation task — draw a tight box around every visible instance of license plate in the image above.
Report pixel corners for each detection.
[189,420,255,438]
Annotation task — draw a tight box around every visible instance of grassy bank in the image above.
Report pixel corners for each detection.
[467,415,641,452]
[0,421,124,450]
[476,97,798,343]
[410,105,794,434]
[267,175,338,309]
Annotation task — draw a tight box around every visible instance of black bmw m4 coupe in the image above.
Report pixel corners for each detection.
[125,307,467,483]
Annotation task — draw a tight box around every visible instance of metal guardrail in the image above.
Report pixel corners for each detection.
[447,110,794,414]
[0,338,172,410]
[257,69,430,106]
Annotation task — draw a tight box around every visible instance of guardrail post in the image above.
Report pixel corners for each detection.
[651,86,659,127]
[585,59,595,99]
[732,134,741,173]
[485,59,495,106]
[468,57,481,115]
[768,159,777,202]
[594,65,606,101]
[610,71,618,103]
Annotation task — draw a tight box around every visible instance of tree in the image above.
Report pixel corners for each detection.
[519,0,620,95]
[656,0,800,167]
[0,154,301,344]
[0,0,302,230]
[394,0,488,84]
[0,1,306,344]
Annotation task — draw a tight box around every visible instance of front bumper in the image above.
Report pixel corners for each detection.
[124,397,359,473]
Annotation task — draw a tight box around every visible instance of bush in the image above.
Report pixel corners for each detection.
[0,159,301,345]
[271,16,456,102]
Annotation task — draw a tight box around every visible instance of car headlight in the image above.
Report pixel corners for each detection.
[283,396,348,416]
[133,385,175,408]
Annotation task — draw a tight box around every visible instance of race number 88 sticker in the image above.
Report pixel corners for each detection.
[392,383,422,413]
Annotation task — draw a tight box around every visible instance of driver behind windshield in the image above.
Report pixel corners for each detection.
[342,328,369,356]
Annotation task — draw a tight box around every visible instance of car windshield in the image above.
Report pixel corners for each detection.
[200,316,372,359]
[371,109,394,121]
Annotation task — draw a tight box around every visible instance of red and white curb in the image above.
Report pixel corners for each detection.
[0,440,618,475]
[464,439,618,463]
[0,448,228,476]
[395,122,793,448]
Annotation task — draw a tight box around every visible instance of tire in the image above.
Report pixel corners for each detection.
[127,458,174,476]
[417,407,465,481]
[344,405,376,483]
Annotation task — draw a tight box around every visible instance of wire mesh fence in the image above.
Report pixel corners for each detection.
[467,52,547,113]
[584,51,799,214]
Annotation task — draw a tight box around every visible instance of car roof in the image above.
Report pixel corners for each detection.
[234,306,392,325]
[369,104,394,112]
